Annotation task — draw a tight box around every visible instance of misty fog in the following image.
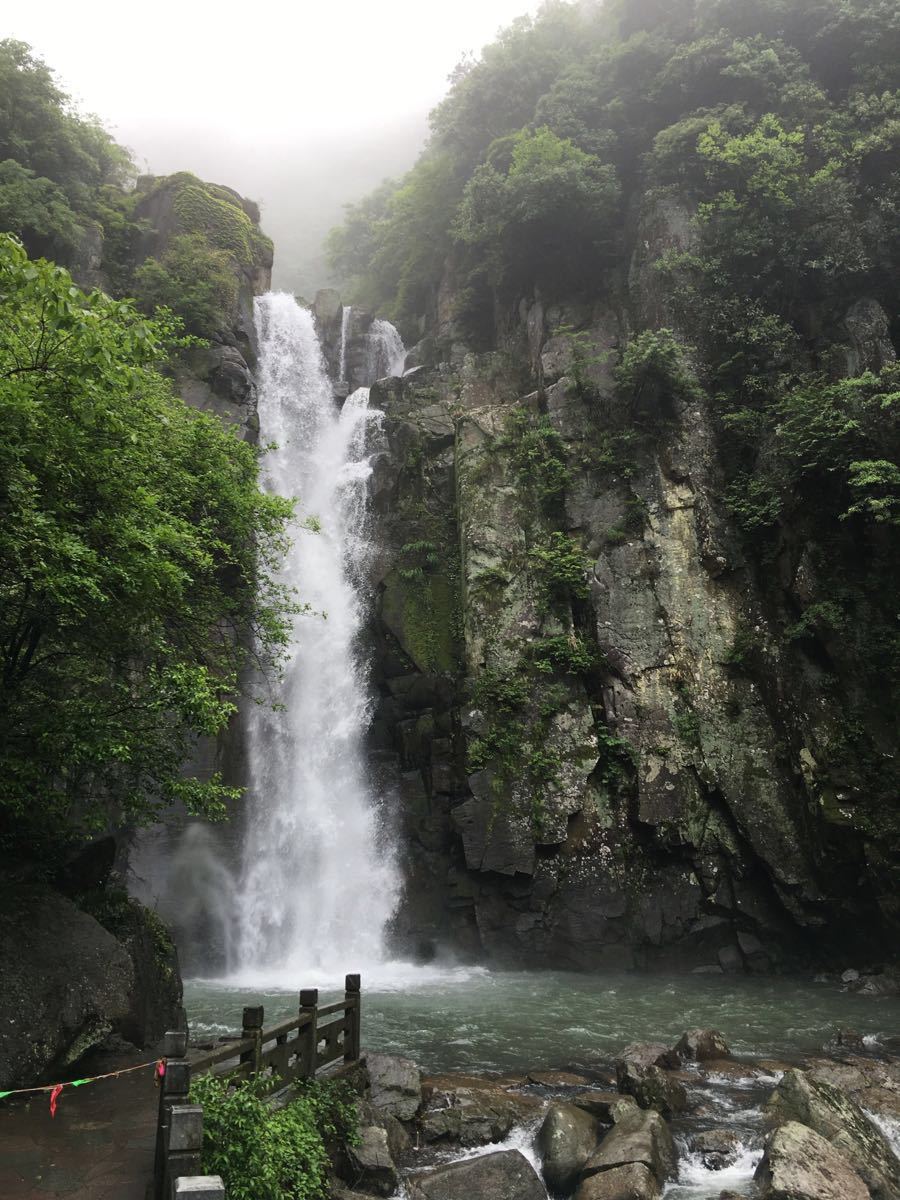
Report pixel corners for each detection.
[6,0,542,294]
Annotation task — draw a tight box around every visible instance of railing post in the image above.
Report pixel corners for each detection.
[173,1180,226,1199]
[155,1032,191,1200]
[240,1005,264,1078]
[299,988,318,1078]
[344,974,361,1063]
[165,1104,204,1197]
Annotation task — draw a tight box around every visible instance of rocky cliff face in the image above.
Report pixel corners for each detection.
[129,173,273,441]
[367,196,898,974]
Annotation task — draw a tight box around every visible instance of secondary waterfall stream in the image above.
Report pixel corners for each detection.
[230,292,402,983]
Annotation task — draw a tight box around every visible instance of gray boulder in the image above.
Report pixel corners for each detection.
[572,1090,638,1124]
[364,1052,422,1121]
[690,1128,742,1170]
[356,1099,411,1161]
[765,1068,900,1199]
[618,1043,680,1070]
[0,886,135,1088]
[407,1149,545,1200]
[616,1044,687,1116]
[755,1121,869,1200]
[313,287,344,329]
[79,891,182,1049]
[418,1079,538,1146]
[538,1101,600,1193]
[582,1106,677,1185]
[674,1029,730,1062]
[574,1163,660,1200]
[341,1125,398,1198]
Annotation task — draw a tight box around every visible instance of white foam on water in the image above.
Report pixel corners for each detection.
[446,1113,546,1177]
[664,1140,761,1198]
[865,1108,900,1161]
[207,960,492,993]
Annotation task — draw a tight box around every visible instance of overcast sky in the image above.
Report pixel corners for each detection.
[9,0,541,151]
[8,0,542,289]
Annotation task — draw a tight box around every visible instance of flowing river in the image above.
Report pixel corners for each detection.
[185,969,899,1196]
[186,969,899,1071]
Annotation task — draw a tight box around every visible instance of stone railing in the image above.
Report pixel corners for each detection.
[155,975,362,1200]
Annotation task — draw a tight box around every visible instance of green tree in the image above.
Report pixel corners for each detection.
[0,39,133,265]
[0,235,294,854]
[0,158,82,261]
[454,126,619,295]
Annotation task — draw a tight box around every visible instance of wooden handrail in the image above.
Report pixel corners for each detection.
[191,1038,256,1073]
[156,975,362,1200]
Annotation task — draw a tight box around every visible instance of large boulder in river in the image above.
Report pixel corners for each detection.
[407,1149,545,1200]
[616,1043,687,1115]
[538,1101,600,1193]
[765,1068,900,1200]
[674,1028,730,1062]
[755,1121,869,1200]
[582,1105,677,1186]
[575,1163,660,1200]
[364,1052,422,1121]
[0,886,135,1088]
[573,1090,638,1124]
[418,1074,539,1146]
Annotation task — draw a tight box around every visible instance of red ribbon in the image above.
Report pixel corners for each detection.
[155,1060,166,1083]
[49,1084,63,1118]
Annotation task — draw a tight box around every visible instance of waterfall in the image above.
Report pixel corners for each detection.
[366,318,407,381]
[338,304,351,383]
[230,292,400,982]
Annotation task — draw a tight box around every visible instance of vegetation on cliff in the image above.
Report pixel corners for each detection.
[332,0,900,682]
[331,0,899,337]
[332,0,899,728]
[336,0,898,955]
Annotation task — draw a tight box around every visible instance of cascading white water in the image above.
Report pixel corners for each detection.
[366,317,407,380]
[230,291,400,983]
[338,304,351,383]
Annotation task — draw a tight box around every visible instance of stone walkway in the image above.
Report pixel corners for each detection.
[0,1067,156,1199]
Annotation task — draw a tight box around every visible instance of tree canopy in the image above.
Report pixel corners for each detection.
[0,235,293,856]
[328,0,900,340]
[0,39,132,266]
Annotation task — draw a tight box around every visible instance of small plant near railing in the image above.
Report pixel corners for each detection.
[190,1074,358,1200]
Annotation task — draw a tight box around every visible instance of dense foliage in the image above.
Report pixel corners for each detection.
[0,235,293,854]
[0,39,132,265]
[0,42,273,336]
[329,0,899,336]
[332,0,899,698]
[190,1074,358,1200]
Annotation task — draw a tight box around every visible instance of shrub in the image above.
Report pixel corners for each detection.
[504,409,572,512]
[190,1074,358,1200]
[134,233,239,335]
